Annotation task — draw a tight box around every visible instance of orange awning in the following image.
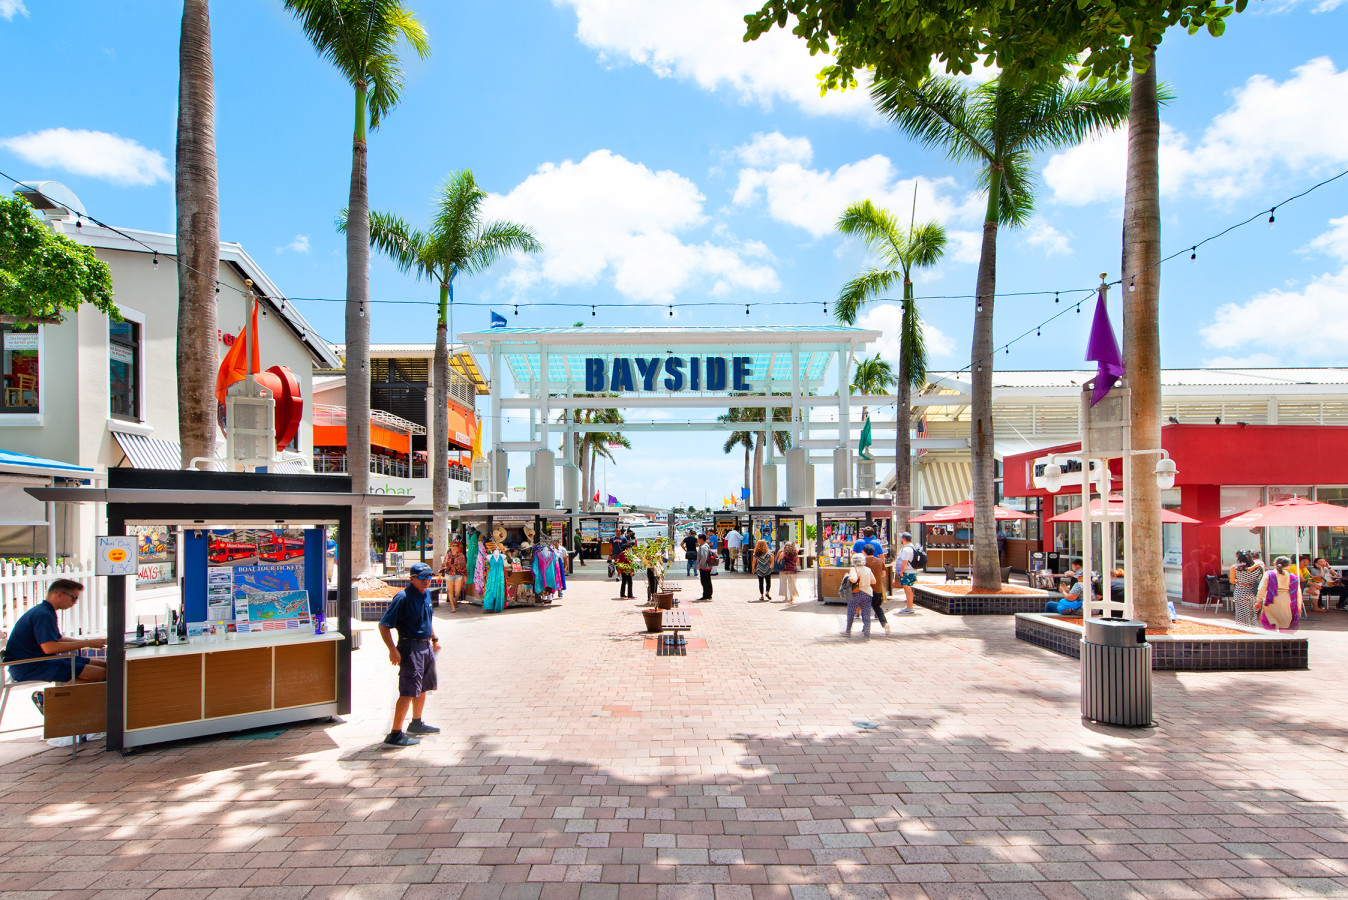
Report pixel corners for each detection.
[448,405,476,449]
[311,421,411,455]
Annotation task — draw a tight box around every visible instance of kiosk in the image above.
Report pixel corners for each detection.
[458,502,572,606]
[576,511,620,561]
[28,469,405,753]
[746,506,805,553]
[808,498,894,605]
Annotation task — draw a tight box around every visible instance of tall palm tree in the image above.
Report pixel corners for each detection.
[347,171,540,568]
[835,201,944,533]
[721,422,753,504]
[720,401,793,505]
[588,415,630,509]
[284,0,429,576]
[176,0,219,467]
[873,72,1129,590]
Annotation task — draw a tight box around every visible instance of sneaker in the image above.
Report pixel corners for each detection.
[896,607,917,616]
[884,623,892,635]
[31,691,43,716]
[407,720,440,735]
[838,630,852,637]
[383,731,420,748]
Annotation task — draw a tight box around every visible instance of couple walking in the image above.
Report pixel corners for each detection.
[841,532,918,638]
[748,540,801,603]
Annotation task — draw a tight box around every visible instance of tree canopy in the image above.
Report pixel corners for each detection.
[743,0,1247,93]
[0,195,118,325]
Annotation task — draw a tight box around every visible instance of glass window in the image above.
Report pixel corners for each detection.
[1316,486,1348,566]
[1053,494,1082,563]
[1,326,40,413]
[1266,485,1310,561]
[110,320,141,421]
[1219,486,1262,569]
[999,496,1040,540]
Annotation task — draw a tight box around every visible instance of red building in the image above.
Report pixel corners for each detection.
[1002,424,1348,605]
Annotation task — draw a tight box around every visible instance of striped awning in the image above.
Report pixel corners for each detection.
[113,432,185,469]
[917,457,972,508]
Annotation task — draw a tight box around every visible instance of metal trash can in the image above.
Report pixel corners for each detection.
[1080,618,1152,727]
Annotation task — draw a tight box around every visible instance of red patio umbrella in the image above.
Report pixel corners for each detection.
[1048,495,1199,525]
[1202,497,1348,529]
[908,499,1036,523]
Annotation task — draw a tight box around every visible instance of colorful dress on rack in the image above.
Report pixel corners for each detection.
[533,545,565,599]
[483,552,507,613]
[473,541,487,589]
[464,531,480,589]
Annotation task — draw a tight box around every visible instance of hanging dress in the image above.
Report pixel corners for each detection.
[473,539,487,590]
[483,551,507,613]
[533,545,561,597]
[464,531,480,589]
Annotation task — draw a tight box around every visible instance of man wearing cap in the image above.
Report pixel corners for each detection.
[894,532,918,616]
[377,563,441,748]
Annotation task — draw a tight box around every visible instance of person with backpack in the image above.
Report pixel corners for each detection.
[695,532,716,601]
[894,531,919,616]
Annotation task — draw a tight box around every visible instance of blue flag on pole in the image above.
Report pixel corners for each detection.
[490,311,508,329]
[741,487,750,500]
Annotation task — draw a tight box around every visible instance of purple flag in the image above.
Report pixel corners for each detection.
[607,494,619,507]
[1085,287,1124,406]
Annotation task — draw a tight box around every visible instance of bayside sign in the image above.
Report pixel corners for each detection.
[585,356,753,393]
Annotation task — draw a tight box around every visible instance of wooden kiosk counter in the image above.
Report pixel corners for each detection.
[30,469,408,753]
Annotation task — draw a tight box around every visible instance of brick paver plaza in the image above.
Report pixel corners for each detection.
[3,571,1348,900]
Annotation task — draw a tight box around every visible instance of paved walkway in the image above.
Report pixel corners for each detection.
[2,571,1348,899]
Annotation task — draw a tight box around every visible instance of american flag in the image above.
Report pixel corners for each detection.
[915,415,929,457]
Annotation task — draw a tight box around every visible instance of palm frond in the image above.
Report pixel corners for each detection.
[366,211,431,278]
[903,223,948,269]
[834,269,901,325]
[874,76,993,165]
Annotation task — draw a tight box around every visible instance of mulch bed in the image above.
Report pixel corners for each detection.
[926,584,1046,595]
[1056,616,1249,636]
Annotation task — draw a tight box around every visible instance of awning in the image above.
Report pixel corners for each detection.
[917,458,971,508]
[113,432,184,469]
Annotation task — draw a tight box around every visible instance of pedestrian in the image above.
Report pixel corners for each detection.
[1229,549,1264,627]
[682,529,699,577]
[724,524,742,573]
[377,562,441,748]
[695,532,715,601]
[893,531,918,616]
[851,526,884,558]
[776,541,799,604]
[861,544,890,635]
[751,539,773,601]
[616,542,637,599]
[841,552,874,638]
[1255,555,1300,632]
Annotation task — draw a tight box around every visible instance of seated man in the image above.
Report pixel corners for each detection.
[1044,571,1091,615]
[2,579,107,711]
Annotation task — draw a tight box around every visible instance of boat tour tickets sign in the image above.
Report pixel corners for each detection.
[585,356,753,393]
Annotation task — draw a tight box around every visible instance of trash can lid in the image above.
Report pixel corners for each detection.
[1083,618,1148,647]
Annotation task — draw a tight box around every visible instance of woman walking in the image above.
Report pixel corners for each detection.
[752,539,773,601]
[1229,549,1263,627]
[776,541,800,604]
[841,552,874,638]
[1256,555,1301,632]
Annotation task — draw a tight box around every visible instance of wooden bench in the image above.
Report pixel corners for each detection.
[659,609,691,649]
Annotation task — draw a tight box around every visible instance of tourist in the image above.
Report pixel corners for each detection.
[377,562,441,748]
[1315,558,1346,610]
[751,539,773,601]
[724,524,742,573]
[1229,549,1264,627]
[438,534,466,612]
[695,533,715,601]
[776,541,800,604]
[852,526,884,558]
[1256,555,1301,632]
[682,529,699,577]
[1044,569,1090,615]
[840,552,874,638]
[2,580,107,714]
[1298,554,1321,615]
[894,532,918,616]
[615,542,637,599]
[862,544,890,634]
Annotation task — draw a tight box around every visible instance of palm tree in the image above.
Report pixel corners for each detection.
[873,71,1129,590]
[176,0,219,468]
[588,416,630,509]
[720,401,793,505]
[284,0,429,576]
[834,201,945,533]
[348,171,540,569]
[721,422,753,504]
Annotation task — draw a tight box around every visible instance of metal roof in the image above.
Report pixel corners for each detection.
[0,448,96,479]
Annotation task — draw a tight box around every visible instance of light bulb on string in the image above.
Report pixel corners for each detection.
[75,214,82,230]
[359,303,365,318]
[1054,292,1059,304]
[591,305,596,317]
[152,251,158,270]
[975,297,983,313]
[1128,278,1135,292]
[1036,327,1041,337]
[214,283,220,295]
[513,304,518,316]
[1190,247,1197,262]
[1269,207,1276,228]
[1076,303,1081,314]
[745,304,750,316]
[668,305,673,317]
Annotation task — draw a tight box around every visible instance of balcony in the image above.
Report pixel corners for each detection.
[313,453,470,481]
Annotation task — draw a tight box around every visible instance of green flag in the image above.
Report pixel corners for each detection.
[858,414,873,460]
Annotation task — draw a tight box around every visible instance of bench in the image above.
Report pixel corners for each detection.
[659,609,691,649]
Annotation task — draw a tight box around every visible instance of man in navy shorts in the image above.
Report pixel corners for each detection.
[2,579,106,712]
[377,563,440,748]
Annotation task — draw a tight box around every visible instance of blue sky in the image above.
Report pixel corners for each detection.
[3,0,1347,507]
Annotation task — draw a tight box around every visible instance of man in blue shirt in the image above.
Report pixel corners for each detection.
[378,563,440,748]
[852,526,885,559]
[2,580,106,712]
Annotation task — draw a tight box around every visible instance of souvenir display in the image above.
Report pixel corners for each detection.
[483,548,507,613]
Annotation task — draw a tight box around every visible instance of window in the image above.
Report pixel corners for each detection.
[0,325,40,414]
[1219,486,1261,568]
[1315,486,1348,566]
[110,319,141,420]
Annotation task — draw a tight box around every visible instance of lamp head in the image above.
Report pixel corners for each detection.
[1041,461,1062,493]
[1154,457,1177,491]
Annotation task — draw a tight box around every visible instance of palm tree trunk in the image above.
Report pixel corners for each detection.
[743,443,751,503]
[895,297,914,534]
[346,78,372,577]
[1123,53,1166,627]
[431,283,450,570]
[752,433,764,505]
[970,171,1001,591]
[175,0,219,469]
[580,435,590,512]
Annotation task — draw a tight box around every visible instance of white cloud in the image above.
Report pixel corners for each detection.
[1045,57,1348,206]
[856,302,957,367]
[731,133,981,239]
[0,128,168,186]
[0,1,28,21]
[1304,215,1348,261]
[555,0,875,119]
[484,149,778,303]
[1022,220,1072,257]
[277,234,310,254]
[1200,265,1348,362]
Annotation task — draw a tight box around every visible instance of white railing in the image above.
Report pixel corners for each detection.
[0,560,104,638]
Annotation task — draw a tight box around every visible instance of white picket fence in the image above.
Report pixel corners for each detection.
[0,560,105,639]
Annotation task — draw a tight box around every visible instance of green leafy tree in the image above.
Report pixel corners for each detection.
[874,72,1129,590]
[836,200,945,531]
[0,195,116,325]
[285,0,429,576]
[347,171,540,567]
[719,400,793,505]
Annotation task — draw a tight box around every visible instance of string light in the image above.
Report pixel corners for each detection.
[1076,302,1081,314]
[1054,292,1059,304]
[668,305,673,317]
[1128,278,1135,292]
[513,304,518,316]
[591,305,596,317]
[745,303,750,316]
[976,297,983,313]
[74,214,81,230]
[151,251,158,270]
[1190,247,1196,262]
[1269,207,1276,228]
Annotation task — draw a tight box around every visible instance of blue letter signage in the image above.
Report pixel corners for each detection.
[582,356,753,394]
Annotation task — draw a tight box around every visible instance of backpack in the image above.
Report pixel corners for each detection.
[705,548,719,568]
[910,545,927,570]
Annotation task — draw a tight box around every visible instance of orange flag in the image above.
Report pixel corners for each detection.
[214,300,260,403]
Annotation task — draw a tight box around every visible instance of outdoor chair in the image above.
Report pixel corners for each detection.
[1203,575,1233,613]
[943,563,967,583]
[0,649,79,734]
[1001,565,1013,583]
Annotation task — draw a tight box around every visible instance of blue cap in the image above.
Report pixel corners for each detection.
[409,563,434,579]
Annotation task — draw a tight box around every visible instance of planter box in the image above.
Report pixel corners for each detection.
[1014,613,1309,671]
[642,609,663,632]
[913,583,1058,615]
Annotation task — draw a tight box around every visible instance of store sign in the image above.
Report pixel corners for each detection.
[584,356,752,393]
[138,562,175,587]
[6,333,39,351]
[1032,455,1092,490]
[368,478,433,505]
[96,536,138,576]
